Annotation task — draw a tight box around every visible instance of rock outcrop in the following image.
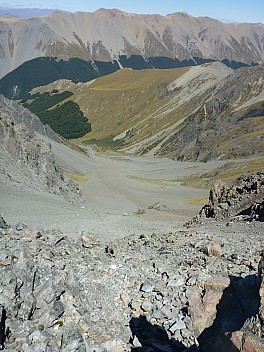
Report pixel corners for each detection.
[200,173,264,220]
[259,255,264,338]
[0,94,58,139]
[0,94,80,201]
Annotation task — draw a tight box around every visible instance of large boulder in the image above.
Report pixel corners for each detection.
[189,275,230,337]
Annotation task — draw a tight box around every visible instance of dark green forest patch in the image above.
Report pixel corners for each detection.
[23,92,91,139]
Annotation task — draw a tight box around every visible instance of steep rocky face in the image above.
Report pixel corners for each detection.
[0,94,58,139]
[0,94,80,201]
[163,65,264,161]
[0,9,263,79]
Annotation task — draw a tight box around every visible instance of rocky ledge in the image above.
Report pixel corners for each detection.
[0,214,263,351]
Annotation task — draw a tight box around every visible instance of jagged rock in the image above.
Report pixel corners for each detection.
[132,335,142,348]
[200,173,264,220]
[81,234,100,248]
[15,222,27,231]
[0,215,9,229]
[205,240,222,257]
[169,320,186,334]
[251,200,264,222]
[141,300,153,312]
[140,280,155,293]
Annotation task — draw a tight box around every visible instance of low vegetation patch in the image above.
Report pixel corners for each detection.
[179,159,264,189]
[127,175,170,188]
[184,196,208,205]
[67,171,87,182]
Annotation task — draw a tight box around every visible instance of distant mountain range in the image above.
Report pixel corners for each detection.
[0,6,56,18]
[0,8,263,85]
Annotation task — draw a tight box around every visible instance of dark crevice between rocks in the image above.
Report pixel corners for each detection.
[197,274,260,352]
[236,200,264,222]
[0,307,6,350]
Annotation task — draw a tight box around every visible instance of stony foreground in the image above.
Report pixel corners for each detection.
[0,216,264,351]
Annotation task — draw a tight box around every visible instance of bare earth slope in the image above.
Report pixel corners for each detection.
[0,9,264,78]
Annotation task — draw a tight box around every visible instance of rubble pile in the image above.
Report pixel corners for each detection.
[0,216,263,351]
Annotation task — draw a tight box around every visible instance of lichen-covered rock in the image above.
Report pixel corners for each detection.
[189,275,230,336]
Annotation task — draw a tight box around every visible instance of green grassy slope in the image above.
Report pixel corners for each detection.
[31,67,194,149]
[26,65,263,166]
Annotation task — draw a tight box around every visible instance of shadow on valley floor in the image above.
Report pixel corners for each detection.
[129,274,260,352]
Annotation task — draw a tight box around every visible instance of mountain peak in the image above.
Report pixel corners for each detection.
[96,8,125,15]
[166,11,191,17]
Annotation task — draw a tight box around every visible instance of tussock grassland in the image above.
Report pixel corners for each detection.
[32,67,190,148]
[75,68,190,144]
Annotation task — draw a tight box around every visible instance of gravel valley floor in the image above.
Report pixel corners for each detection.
[1,135,230,241]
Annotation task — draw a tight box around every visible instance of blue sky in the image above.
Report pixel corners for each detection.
[1,0,264,23]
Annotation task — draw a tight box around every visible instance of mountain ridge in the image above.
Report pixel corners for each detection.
[0,7,58,18]
[0,9,263,80]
